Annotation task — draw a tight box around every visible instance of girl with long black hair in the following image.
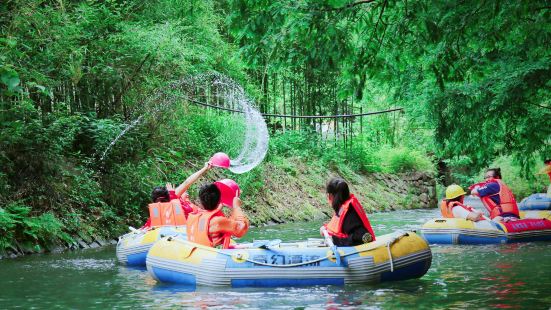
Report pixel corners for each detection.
[321,177,376,246]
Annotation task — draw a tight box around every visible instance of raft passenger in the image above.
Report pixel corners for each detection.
[471,168,520,222]
[141,162,212,229]
[440,184,483,221]
[186,183,249,248]
[320,177,376,246]
[539,159,551,197]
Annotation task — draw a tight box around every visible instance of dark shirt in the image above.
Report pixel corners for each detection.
[478,181,519,218]
[477,181,500,206]
[332,205,371,247]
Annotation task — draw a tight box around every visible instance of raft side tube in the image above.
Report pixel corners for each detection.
[146,231,432,287]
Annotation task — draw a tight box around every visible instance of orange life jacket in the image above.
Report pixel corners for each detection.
[325,194,376,242]
[186,208,230,248]
[480,178,520,219]
[148,200,187,227]
[440,200,474,218]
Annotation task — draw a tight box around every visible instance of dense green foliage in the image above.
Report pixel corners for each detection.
[0,0,250,253]
[226,0,550,171]
[0,0,549,254]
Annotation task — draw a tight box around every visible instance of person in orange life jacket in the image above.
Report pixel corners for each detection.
[440,184,483,221]
[471,168,520,222]
[141,162,213,229]
[320,178,376,246]
[186,183,249,248]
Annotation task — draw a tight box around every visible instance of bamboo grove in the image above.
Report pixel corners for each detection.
[0,0,549,252]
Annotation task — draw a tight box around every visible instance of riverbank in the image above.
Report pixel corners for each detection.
[242,157,437,226]
[1,155,437,259]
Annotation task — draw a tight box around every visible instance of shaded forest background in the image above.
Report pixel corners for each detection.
[0,0,549,253]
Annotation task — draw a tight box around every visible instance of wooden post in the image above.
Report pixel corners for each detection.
[282,79,287,131]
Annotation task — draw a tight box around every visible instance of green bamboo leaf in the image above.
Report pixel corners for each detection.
[0,70,20,91]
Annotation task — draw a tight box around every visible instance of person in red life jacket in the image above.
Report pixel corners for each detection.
[320,178,376,246]
[471,167,520,222]
[538,159,551,197]
[186,183,249,248]
[140,162,212,229]
[440,184,483,221]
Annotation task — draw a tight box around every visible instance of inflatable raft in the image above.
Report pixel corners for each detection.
[116,226,187,266]
[421,218,551,244]
[146,231,432,288]
[520,210,551,220]
[519,193,551,210]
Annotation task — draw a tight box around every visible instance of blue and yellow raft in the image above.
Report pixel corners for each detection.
[519,193,551,210]
[116,226,187,266]
[421,218,551,245]
[146,231,432,288]
[520,210,551,220]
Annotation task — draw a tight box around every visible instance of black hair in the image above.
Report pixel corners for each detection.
[199,183,221,211]
[486,167,502,179]
[326,177,350,213]
[151,186,170,203]
[545,159,551,165]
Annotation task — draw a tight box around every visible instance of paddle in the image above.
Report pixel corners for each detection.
[481,214,492,221]
[321,227,342,265]
[253,239,282,249]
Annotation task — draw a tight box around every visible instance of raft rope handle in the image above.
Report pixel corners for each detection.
[168,237,332,267]
[386,231,409,272]
[236,253,329,268]
[168,231,409,268]
[387,241,394,272]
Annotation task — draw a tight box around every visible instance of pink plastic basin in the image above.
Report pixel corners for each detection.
[210,152,230,169]
[214,179,240,207]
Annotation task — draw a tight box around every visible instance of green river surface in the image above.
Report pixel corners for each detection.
[1,198,551,309]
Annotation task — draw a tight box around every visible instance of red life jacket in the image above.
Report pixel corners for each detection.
[186,208,230,248]
[440,200,474,218]
[325,194,376,241]
[169,190,194,215]
[480,178,519,219]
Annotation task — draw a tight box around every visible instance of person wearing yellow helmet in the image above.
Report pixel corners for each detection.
[440,184,483,221]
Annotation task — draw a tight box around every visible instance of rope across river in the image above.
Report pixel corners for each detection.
[183,95,403,119]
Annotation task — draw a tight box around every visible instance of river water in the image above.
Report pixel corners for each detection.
[2,201,551,309]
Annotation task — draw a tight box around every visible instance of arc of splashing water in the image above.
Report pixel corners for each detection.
[197,74,269,174]
[99,73,269,174]
[229,103,269,174]
[99,115,144,162]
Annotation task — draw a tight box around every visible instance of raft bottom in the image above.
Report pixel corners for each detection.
[231,278,345,288]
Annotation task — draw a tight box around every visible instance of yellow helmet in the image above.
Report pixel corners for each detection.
[445,184,466,199]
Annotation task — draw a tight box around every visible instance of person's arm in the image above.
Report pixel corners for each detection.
[210,198,249,238]
[472,182,500,198]
[174,162,212,198]
[342,208,372,244]
[466,211,483,222]
[140,218,151,230]
[452,206,483,222]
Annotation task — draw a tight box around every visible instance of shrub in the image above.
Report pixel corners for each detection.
[376,146,434,173]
